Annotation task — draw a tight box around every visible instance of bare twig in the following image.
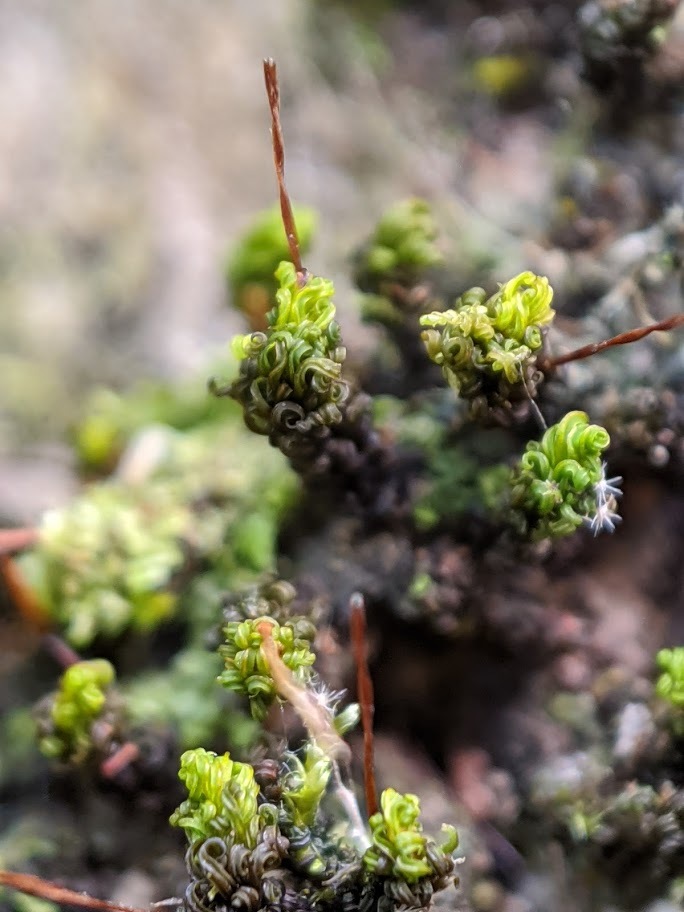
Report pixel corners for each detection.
[0,555,52,632]
[349,593,378,819]
[263,58,306,283]
[0,870,151,912]
[542,312,684,370]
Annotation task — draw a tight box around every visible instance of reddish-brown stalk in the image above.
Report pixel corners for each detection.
[263,58,307,285]
[42,632,81,669]
[100,741,141,779]
[0,870,154,912]
[543,312,684,370]
[0,554,52,632]
[349,592,378,818]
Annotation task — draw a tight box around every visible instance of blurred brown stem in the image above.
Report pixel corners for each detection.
[0,527,38,555]
[0,554,52,633]
[350,592,378,818]
[100,741,140,779]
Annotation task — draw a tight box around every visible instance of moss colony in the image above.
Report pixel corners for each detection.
[2,4,684,912]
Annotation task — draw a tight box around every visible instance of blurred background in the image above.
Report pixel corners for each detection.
[9,0,684,520]
[3,2,684,911]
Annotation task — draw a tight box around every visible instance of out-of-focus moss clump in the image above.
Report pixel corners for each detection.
[354,199,442,296]
[472,54,536,98]
[656,647,684,736]
[227,205,316,329]
[74,376,227,473]
[35,659,117,764]
[124,646,258,751]
[19,404,298,647]
[19,485,185,647]
[656,647,684,709]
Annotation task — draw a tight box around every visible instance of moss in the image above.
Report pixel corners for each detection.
[36,659,116,763]
[656,647,684,711]
[227,205,316,323]
[354,199,443,301]
[19,418,297,646]
[224,260,349,439]
[170,748,264,846]
[472,55,535,98]
[218,615,316,721]
[420,271,554,418]
[508,411,615,540]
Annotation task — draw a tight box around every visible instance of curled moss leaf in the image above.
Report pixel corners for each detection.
[35,659,117,763]
[656,647,684,710]
[218,615,316,721]
[281,742,332,830]
[170,748,265,847]
[363,787,457,886]
[218,260,350,446]
[278,742,332,879]
[420,271,554,418]
[508,410,615,540]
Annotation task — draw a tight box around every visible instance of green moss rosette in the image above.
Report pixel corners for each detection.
[218,616,316,721]
[170,748,268,846]
[37,659,116,763]
[509,410,612,540]
[221,260,350,441]
[363,788,458,884]
[19,485,185,647]
[420,271,554,415]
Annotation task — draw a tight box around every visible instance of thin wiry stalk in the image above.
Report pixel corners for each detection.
[0,870,154,912]
[350,593,378,819]
[256,620,369,848]
[100,741,140,779]
[263,58,306,284]
[256,620,350,763]
[543,312,684,369]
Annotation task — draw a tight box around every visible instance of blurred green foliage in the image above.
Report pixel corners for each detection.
[226,205,316,320]
[36,659,115,763]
